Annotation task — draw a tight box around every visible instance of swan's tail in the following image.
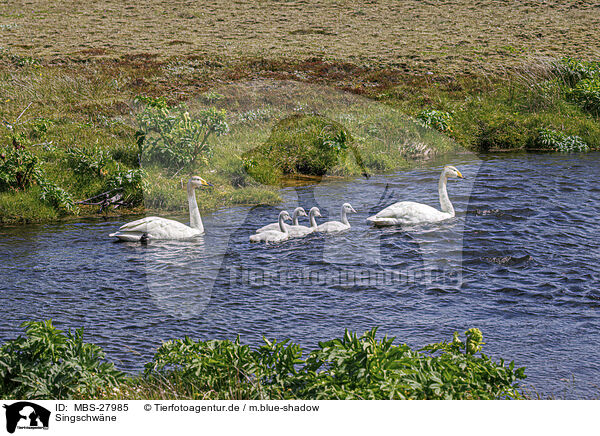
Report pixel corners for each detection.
[366,215,397,226]
[109,231,145,242]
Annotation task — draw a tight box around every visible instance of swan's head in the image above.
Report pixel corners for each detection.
[279,210,292,222]
[293,207,308,218]
[309,207,322,218]
[188,176,213,188]
[443,165,465,179]
[342,203,357,214]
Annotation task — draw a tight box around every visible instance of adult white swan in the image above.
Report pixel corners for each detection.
[315,203,356,233]
[109,176,212,241]
[366,165,465,226]
[255,207,307,233]
[287,206,322,238]
[249,210,291,243]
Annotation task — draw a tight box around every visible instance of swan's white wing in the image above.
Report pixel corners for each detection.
[255,222,291,233]
[315,221,350,233]
[249,230,289,243]
[287,225,313,238]
[367,201,450,225]
[111,216,202,241]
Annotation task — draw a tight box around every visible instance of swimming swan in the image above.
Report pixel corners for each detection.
[110,176,212,241]
[315,203,356,233]
[287,207,322,238]
[255,207,307,233]
[366,165,465,226]
[249,210,291,243]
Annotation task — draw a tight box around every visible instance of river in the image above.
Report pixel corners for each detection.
[1,152,599,398]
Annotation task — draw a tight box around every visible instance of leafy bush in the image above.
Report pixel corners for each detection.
[65,146,116,178]
[38,179,77,213]
[417,109,453,132]
[0,139,76,212]
[295,328,524,400]
[557,57,600,87]
[144,336,302,399]
[243,114,353,183]
[104,168,147,205]
[533,128,590,152]
[136,105,228,171]
[0,142,41,191]
[143,328,525,400]
[0,321,124,399]
[473,112,533,151]
[568,78,600,116]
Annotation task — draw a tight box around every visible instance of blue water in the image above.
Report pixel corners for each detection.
[1,153,599,398]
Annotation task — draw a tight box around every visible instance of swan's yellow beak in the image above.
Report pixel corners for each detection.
[456,170,465,179]
[199,178,213,187]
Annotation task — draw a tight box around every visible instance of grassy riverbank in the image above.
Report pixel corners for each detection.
[1,55,599,224]
[1,1,599,224]
[0,320,526,400]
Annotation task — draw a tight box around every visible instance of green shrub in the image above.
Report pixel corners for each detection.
[143,328,525,400]
[110,144,140,168]
[0,140,77,212]
[416,109,453,132]
[243,114,353,183]
[0,142,41,191]
[38,178,77,213]
[144,336,302,399]
[533,128,590,152]
[568,78,600,116]
[65,146,116,178]
[136,105,228,171]
[104,168,147,206]
[28,118,54,140]
[557,57,600,87]
[474,112,533,151]
[296,328,523,400]
[0,321,124,399]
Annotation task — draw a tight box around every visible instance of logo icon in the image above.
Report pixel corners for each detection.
[3,402,50,434]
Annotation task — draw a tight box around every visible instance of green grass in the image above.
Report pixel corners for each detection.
[0,187,58,223]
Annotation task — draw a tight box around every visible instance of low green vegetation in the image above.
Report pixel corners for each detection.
[416,109,453,133]
[0,54,598,224]
[137,104,228,172]
[243,114,356,184]
[534,128,590,152]
[0,321,124,399]
[0,320,526,400]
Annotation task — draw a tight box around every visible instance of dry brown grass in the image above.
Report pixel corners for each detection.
[2,0,600,73]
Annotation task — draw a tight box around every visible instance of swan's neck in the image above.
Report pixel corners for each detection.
[309,212,318,228]
[438,172,454,216]
[187,184,204,232]
[278,215,288,233]
[340,207,349,225]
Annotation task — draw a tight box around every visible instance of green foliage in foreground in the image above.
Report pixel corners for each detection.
[0,321,124,399]
[143,327,524,400]
[0,321,525,400]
